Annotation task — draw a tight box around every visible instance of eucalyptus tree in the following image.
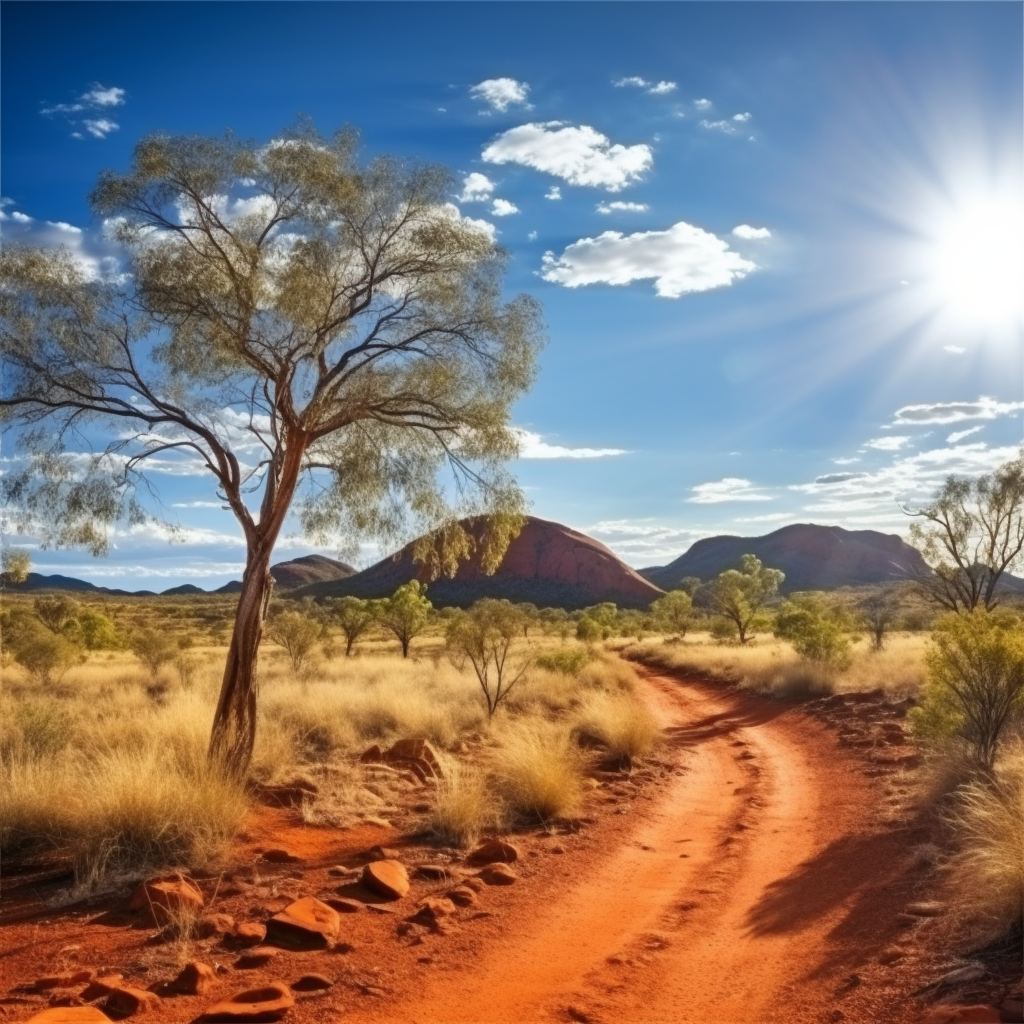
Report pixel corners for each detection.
[0,124,543,775]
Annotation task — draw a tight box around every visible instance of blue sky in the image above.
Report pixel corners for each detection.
[2,2,1023,588]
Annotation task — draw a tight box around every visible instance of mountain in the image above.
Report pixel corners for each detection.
[4,573,157,597]
[295,515,665,610]
[640,524,930,593]
[268,554,357,589]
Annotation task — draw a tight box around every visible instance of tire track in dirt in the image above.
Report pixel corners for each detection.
[351,666,911,1024]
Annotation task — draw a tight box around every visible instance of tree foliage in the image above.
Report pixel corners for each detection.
[906,454,1024,613]
[328,596,374,656]
[703,554,784,644]
[129,627,180,680]
[265,610,323,673]
[651,589,693,638]
[773,595,851,668]
[375,580,432,658]
[857,589,902,651]
[0,123,543,775]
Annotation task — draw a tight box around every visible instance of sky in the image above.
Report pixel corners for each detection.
[2,1,1023,590]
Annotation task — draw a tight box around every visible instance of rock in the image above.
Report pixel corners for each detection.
[447,886,477,908]
[103,987,160,1017]
[477,863,516,885]
[367,845,401,861]
[169,962,216,997]
[413,864,451,881]
[361,860,410,900]
[35,974,94,992]
[359,744,384,763]
[128,874,204,927]
[288,976,333,993]
[197,913,236,938]
[260,849,300,864]
[918,1007,1002,1024]
[196,983,295,1022]
[79,977,124,1002]
[462,877,485,893]
[323,897,362,914]
[228,922,267,947]
[327,866,357,878]
[266,897,341,950]
[384,737,443,776]
[466,840,519,866]
[234,949,279,970]
[24,1010,113,1023]
[48,997,86,1008]
[410,896,457,926]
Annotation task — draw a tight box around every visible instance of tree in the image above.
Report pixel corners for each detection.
[329,596,374,656]
[0,548,30,586]
[375,580,432,658]
[5,614,83,684]
[773,595,851,668]
[914,610,1024,772]
[905,454,1024,613]
[33,595,80,634]
[651,589,693,639]
[266,610,323,673]
[446,598,531,717]
[703,554,784,644]
[858,589,902,651]
[0,124,542,776]
[129,627,179,680]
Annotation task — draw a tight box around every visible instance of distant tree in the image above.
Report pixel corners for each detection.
[651,590,693,639]
[6,615,83,684]
[33,595,80,634]
[576,616,603,643]
[446,598,531,717]
[678,576,702,597]
[375,580,432,658]
[904,454,1024,613]
[858,589,902,651]
[265,610,323,673]
[77,609,123,650]
[129,627,179,680]
[703,554,784,644]
[0,548,30,586]
[329,596,375,657]
[538,607,571,642]
[773,595,851,668]
[616,608,649,640]
[517,602,540,637]
[0,124,542,776]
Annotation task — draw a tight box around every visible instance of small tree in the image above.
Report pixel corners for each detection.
[914,610,1024,772]
[33,595,80,634]
[329,596,374,657]
[6,615,82,684]
[652,590,693,639]
[773,596,851,668]
[905,454,1024,613]
[703,554,784,644]
[265,610,323,674]
[446,598,531,717]
[0,548,30,586]
[129,627,180,680]
[576,616,603,643]
[77,609,123,650]
[858,589,901,651]
[376,581,432,658]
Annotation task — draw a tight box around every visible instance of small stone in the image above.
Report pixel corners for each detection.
[413,864,451,881]
[234,948,279,970]
[128,875,204,927]
[266,897,341,950]
[549,844,566,855]
[410,896,457,926]
[367,845,401,861]
[169,962,216,997]
[260,849,300,864]
[466,840,519,866]
[359,744,384,763]
[447,886,477,908]
[196,913,236,939]
[327,866,355,878]
[323,897,362,914]
[35,974,94,993]
[103,987,160,1017]
[462,878,485,893]
[477,863,516,886]
[228,922,267,947]
[48,997,85,1009]
[23,1010,113,1023]
[361,860,409,900]
[79,977,124,1003]
[289,975,332,993]
[196,983,295,1022]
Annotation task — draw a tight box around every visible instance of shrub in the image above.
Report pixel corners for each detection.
[576,616,603,642]
[7,617,83,683]
[574,690,660,765]
[129,627,180,680]
[78,609,123,650]
[535,646,594,676]
[490,724,585,823]
[328,596,374,657]
[710,617,739,642]
[651,590,693,638]
[33,595,80,634]
[265,611,323,674]
[774,599,851,669]
[427,761,500,848]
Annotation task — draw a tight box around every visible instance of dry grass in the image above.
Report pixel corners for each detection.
[427,759,502,848]
[573,689,660,764]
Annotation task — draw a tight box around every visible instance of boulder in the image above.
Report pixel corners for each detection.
[447,886,477,908]
[466,839,519,866]
[197,913,236,938]
[409,896,457,929]
[196,983,295,1022]
[323,897,363,914]
[359,744,384,764]
[169,962,217,997]
[228,922,267,947]
[382,738,443,782]
[79,977,124,1002]
[234,949,279,970]
[361,860,409,900]
[103,987,160,1016]
[289,975,333,992]
[24,1010,112,1023]
[413,863,452,881]
[128,874,204,926]
[265,897,341,950]
[477,863,516,886]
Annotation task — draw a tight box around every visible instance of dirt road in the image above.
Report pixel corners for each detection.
[353,667,914,1024]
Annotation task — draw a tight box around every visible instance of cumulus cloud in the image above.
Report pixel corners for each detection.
[583,519,713,565]
[694,98,712,110]
[0,210,125,282]
[864,436,912,451]
[482,123,652,192]
[81,85,125,107]
[891,396,1024,426]
[458,172,495,202]
[732,224,771,240]
[947,425,984,443]
[527,230,538,241]
[42,82,126,139]
[688,478,772,504]
[491,198,519,217]
[540,221,756,299]
[597,201,649,214]
[732,112,752,122]
[648,81,677,95]
[545,186,562,201]
[470,78,530,112]
[83,118,119,139]
[613,77,676,95]
[700,119,739,135]
[944,345,967,354]
[833,457,861,465]
[733,512,794,523]
[514,428,627,459]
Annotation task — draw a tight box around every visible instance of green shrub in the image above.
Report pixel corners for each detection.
[535,646,594,676]
[774,599,851,668]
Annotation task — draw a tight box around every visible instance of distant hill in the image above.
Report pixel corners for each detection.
[161,584,206,596]
[640,524,930,593]
[295,515,665,610]
[5,573,156,597]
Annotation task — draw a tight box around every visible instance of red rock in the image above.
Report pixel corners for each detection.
[466,839,519,865]
[197,913,236,938]
[24,1010,112,1023]
[384,738,443,779]
[359,744,384,763]
[79,976,123,1001]
[234,949,279,970]
[128,875,204,926]
[447,886,477,908]
[103,987,160,1016]
[410,897,457,928]
[288,976,333,992]
[260,849,300,864]
[323,897,362,913]
[918,1008,1002,1024]
[265,897,341,949]
[169,962,217,997]
[361,860,409,900]
[228,922,266,947]
[35,973,94,992]
[477,863,516,885]
[196,983,295,1022]
[413,863,451,881]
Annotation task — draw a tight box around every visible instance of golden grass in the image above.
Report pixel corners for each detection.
[427,759,502,848]
[573,689,661,763]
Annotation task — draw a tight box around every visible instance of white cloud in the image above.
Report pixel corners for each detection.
[700,119,739,135]
[597,201,649,214]
[614,77,649,89]
[864,435,912,451]
[11,211,32,224]
[491,198,519,217]
[648,81,677,95]
[437,202,496,242]
[944,345,967,354]
[470,78,530,112]
[527,230,538,241]
[832,457,861,465]
[540,221,756,299]
[732,224,771,240]
[482,122,652,192]
[688,478,772,504]
[733,512,794,523]
[514,428,627,459]
[732,112,752,123]
[81,85,125,107]
[545,186,562,201]
[0,210,126,282]
[171,501,227,509]
[583,519,713,565]
[42,83,126,139]
[458,172,495,203]
[947,425,984,443]
[892,396,1024,426]
[694,98,712,111]
[83,118,119,139]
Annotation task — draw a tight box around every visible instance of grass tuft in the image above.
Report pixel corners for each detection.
[490,723,585,823]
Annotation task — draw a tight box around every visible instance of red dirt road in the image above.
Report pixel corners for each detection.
[349,667,917,1024]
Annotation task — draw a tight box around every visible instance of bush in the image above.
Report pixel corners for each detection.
[535,645,594,676]
[265,611,323,674]
[6,617,83,683]
[710,617,738,642]
[576,616,604,642]
[427,761,500,848]
[490,724,585,823]
[574,690,660,765]
[129,627,180,680]
[773,599,851,669]
[78,609,122,650]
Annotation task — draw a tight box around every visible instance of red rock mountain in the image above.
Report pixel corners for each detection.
[294,516,665,610]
